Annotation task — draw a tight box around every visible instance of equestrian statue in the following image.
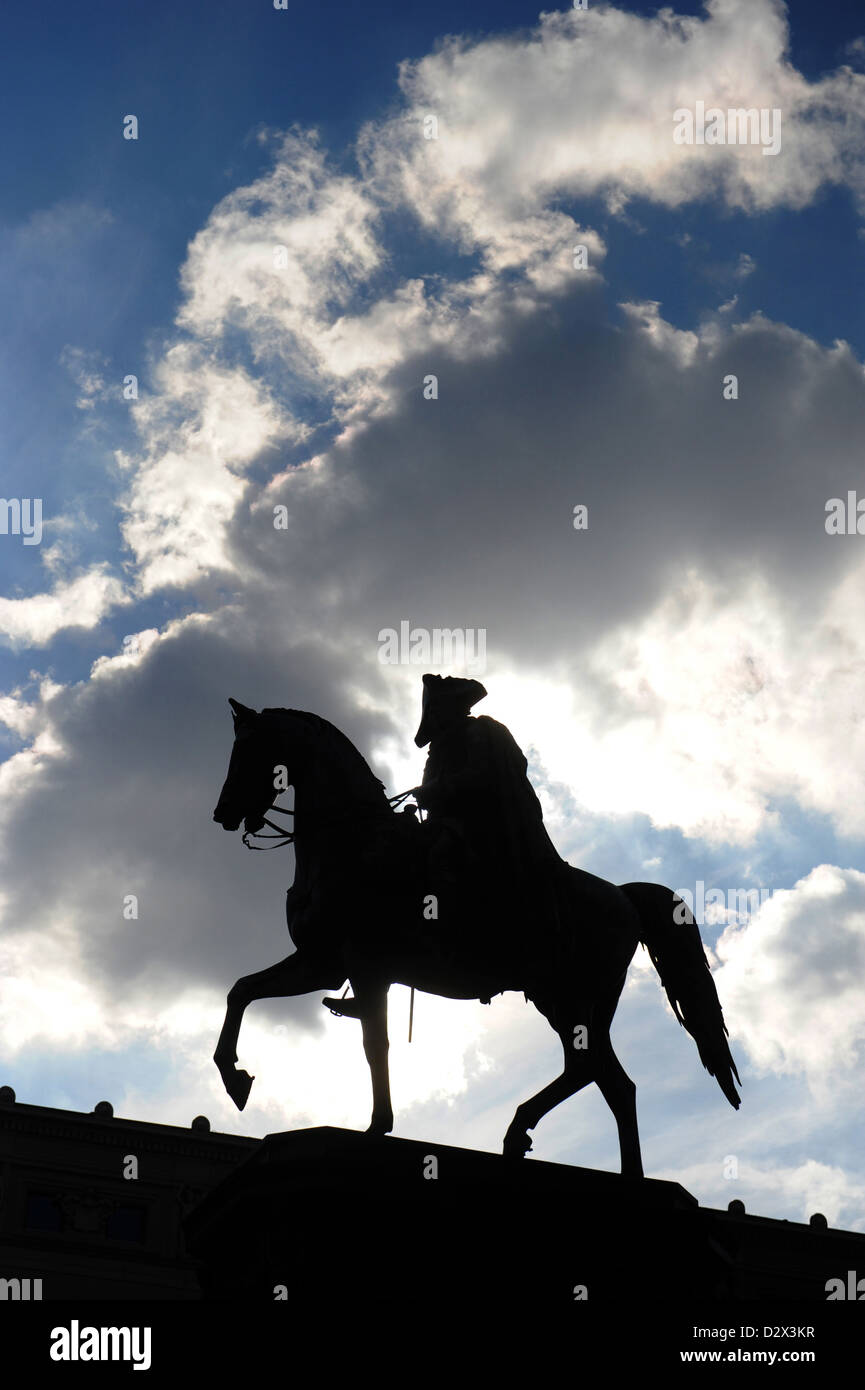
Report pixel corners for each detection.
[212,675,740,1176]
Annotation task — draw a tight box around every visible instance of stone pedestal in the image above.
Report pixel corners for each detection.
[184,1127,728,1310]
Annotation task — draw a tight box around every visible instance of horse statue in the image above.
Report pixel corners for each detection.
[212,697,740,1176]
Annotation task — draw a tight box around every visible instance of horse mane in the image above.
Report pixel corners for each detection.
[260,707,388,804]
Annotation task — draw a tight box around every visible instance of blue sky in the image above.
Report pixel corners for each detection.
[3,0,865,1233]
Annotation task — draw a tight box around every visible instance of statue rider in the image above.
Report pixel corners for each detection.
[324,674,564,1017]
[411,674,562,980]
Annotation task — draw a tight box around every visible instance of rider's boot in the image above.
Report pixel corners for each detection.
[322,995,363,1018]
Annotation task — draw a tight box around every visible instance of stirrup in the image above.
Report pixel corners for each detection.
[322,995,362,1019]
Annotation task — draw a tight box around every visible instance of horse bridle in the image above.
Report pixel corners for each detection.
[241,788,419,850]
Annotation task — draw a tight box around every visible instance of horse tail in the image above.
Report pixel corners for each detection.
[619,881,741,1110]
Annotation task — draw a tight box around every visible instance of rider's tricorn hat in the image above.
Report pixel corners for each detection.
[414,673,487,747]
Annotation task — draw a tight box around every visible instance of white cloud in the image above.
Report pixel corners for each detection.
[0,567,127,649]
[673,1156,865,1229]
[716,866,865,1086]
[470,551,865,847]
[59,345,109,411]
[365,0,865,226]
[118,345,294,593]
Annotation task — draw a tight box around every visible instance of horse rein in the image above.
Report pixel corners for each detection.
[241,789,420,850]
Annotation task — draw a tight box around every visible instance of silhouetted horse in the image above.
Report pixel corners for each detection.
[212,699,740,1175]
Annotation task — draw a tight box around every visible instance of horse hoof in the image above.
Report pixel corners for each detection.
[503,1131,532,1159]
[222,1068,254,1110]
[366,1117,393,1136]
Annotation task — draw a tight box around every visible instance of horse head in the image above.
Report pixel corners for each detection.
[212,698,282,836]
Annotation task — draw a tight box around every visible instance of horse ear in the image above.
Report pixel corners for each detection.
[228,697,256,724]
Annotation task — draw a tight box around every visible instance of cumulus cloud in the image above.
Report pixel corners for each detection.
[0,567,127,649]
[364,0,865,222]
[5,0,864,651]
[117,344,295,593]
[716,866,865,1085]
[674,1156,865,1229]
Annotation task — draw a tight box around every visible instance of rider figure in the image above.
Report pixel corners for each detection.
[324,674,564,1017]
[412,675,561,975]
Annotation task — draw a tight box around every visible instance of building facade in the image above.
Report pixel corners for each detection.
[0,1086,257,1299]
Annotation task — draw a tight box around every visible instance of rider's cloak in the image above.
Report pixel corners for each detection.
[419,714,566,982]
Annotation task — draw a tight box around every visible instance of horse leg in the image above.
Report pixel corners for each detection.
[503,1016,595,1159]
[214,949,344,1109]
[577,975,643,1178]
[357,984,393,1136]
[593,1035,643,1178]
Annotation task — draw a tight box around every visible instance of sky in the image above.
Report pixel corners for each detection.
[2,0,865,1231]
